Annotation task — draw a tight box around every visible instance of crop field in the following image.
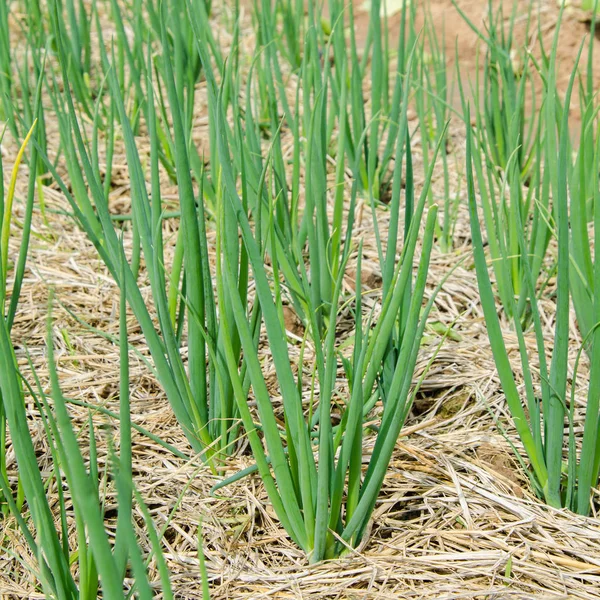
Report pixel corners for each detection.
[2,0,600,597]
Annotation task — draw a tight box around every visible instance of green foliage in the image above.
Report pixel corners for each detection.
[465,9,600,514]
[5,0,600,587]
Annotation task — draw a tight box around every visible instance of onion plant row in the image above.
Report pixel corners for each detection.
[0,137,179,597]
[465,7,600,514]
[32,0,442,466]
[42,0,442,563]
[1,0,446,566]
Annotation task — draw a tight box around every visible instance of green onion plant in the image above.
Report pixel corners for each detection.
[215,56,441,558]
[465,17,600,514]
[568,8,600,352]
[457,0,551,323]
[30,0,261,465]
[415,8,459,252]
[0,119,39,514]
[0,289,175,598]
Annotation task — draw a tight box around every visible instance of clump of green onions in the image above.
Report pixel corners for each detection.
[465,11,600,514]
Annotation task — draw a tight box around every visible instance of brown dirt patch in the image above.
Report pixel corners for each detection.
[352,0,600,133]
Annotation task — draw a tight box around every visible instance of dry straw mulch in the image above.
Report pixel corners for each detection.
[2,130,600,599]
[2,1,600,598]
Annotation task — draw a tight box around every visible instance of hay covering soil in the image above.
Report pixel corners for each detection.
[2,0,600,598]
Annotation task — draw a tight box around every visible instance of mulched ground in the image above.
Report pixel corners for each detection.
[2,1,600,598]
